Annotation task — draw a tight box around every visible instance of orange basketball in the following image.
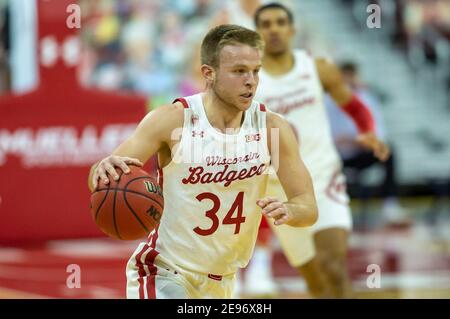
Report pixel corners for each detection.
[90,165,163,240]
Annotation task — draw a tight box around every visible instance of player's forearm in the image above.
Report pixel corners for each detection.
[340,94,375,133]
[284,193,318,227]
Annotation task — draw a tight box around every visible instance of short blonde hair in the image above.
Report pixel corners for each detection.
[201,24,265,68]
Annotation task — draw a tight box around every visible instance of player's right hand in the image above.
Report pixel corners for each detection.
[257,197,292,226]
[92,155,143,189]
[356,132,390,162]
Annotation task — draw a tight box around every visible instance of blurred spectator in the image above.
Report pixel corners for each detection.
[78,0,304,107]
[396,0,449,67]
[342,0,449,77]
[78,0,221,107]
[211,0,295,29]
[211,0,263,29]
[325,61,411,226]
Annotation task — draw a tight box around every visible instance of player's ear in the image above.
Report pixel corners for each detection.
[201,64,215,84]
[289,24,296,37]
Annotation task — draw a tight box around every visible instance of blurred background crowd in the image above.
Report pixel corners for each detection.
[1,0,448,101]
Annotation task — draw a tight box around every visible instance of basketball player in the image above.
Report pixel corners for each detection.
[88,24,318,299]
[253,3,390,298]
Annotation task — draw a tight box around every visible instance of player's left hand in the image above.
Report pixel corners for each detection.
[257,197,292,226]
[356,132,390,161]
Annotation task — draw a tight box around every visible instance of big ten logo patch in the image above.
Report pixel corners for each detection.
[245,133,261,143]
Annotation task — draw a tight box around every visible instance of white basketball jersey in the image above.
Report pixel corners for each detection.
[145,93,270,276]
[256,50,342,192]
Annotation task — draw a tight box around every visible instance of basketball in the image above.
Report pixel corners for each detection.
[90,165,163,240]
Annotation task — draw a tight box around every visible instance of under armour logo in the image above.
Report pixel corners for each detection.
[191,115,199,125]
[192,130,205,138]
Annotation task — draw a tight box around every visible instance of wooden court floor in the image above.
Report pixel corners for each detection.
[0,199,449,299]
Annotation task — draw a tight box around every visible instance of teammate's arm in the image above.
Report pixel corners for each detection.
[316,58,389,161]
[258,112,318,227]
[88,103,184,191]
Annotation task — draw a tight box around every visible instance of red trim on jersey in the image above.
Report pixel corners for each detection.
[157,162,164,190]
[259,215,270,230]
[136,226,160,299]
[259,103,266,112]
[257,216,272,245]
[141,155,163,298]
[325,171,348,206]
[173,97,189,109]
[134,244,150,299]
[144,249,159,298]
[208,274,223,281]
[144,226,159,299]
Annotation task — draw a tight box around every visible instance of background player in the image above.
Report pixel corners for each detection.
[88,24,318,299]
[326,61,410,227]
[252,3,390,298]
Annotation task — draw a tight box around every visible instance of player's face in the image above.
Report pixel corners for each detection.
[213,44,262,111]
[256,9,294,56]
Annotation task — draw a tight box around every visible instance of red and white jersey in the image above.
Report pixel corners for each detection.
[256,50,342,192]
[141,93,270,276]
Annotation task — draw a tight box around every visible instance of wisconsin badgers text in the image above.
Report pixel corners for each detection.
[182,163,266,187]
